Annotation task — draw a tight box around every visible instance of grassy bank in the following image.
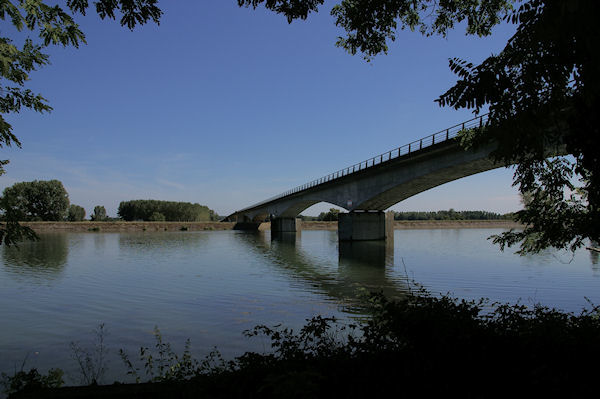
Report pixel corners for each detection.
[20,221,236,233]
[21,220,521,233]
[5,290,598,398]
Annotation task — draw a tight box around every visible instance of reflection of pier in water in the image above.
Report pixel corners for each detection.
[234,230,408,313]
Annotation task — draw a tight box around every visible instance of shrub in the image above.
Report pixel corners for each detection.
[148,212,166,222]
[67,204,86,221]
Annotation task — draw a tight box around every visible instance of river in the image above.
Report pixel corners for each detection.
[1,228,598,385]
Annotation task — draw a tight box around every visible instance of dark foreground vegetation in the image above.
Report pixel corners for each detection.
[4,290,599,398]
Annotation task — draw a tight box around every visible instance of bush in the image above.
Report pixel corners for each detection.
[90,206,107,221]
[67,204,86,221]
[148,212,166,222]
[115,290,600,397]
[1,367,63,396]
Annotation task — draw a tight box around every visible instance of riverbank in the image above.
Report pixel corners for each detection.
[20,221,236,232]
[20,219,521,233]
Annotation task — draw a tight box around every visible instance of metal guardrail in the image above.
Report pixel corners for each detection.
[237,114,489,213]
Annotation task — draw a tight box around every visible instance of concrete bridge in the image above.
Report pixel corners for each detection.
[227,115,502,240]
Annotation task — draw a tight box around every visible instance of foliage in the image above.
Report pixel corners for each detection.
[148,211,166,222]
[241,0,599,254]
[0,0,162,176]
[118,200,214,222]
[394,209,512,221]
[115,290,600,397]
[209,210,220,221]
[0,179,69,221]
[436,1,600,253]
[119,326,226,383]
[5,290,599,395]
[70,323,109,385]
[317,208,340,221]
[0,179,70,245]
[1,365,63,396]
[238,0,513,60]
[0,218,38,246]
[90,205,107,221]
[67,204,86,221]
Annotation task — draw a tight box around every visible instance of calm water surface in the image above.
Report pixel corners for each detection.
[1,229,599,384]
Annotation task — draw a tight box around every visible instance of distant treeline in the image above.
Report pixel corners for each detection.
[300,209,514,221]
[0,179,219,223]
[394,209,513,221]
[117,200,217,222]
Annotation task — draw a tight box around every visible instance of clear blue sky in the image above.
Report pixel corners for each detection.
[1,1,520,217]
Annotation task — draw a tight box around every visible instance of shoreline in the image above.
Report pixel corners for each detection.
[21,219,522,233]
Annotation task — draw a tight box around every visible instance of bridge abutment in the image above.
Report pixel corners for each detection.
[338,211,393,241]
[271,217,302,233]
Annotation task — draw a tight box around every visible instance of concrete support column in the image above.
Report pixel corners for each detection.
[271,217,302,233]
[338,211,392,241]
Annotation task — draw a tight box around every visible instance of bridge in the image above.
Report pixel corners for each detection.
[227,114,500,241]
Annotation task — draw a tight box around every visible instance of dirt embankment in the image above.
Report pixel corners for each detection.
[21,219,520,233]
[21,221,236,233]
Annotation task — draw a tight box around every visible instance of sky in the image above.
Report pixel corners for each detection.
[1,1,521,217]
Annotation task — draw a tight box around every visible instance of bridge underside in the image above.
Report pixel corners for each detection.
[230,140,501,241]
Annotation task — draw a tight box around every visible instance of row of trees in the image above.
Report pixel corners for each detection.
[305,208,512,221]
[117,200,217,222]
[394,210,513,221]
[0,180,109,222]
[0,180,216,224]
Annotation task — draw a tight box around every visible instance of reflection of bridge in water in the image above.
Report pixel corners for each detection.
[233,230,407,312]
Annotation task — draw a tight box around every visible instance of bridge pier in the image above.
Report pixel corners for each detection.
[271,217,302,233]
[338,211,393,241]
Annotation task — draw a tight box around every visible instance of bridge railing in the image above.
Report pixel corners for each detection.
[238,114,489,212]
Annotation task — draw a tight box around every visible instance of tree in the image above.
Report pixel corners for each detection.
[240,0,599,254]
[318,208,341,221]
[0,180,69,221]
[91,206,107,221]
[148,212,165,222]
[0,1,162,245]
[67,204,86,221]
[118,200,214,222]
[437,1,599,254]
[209,210,221,221]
